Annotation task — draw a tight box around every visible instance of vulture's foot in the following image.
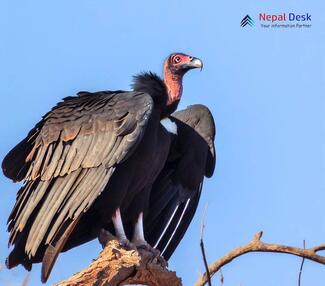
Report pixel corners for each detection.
[118,238,136,250]
[138,242,160,256]
[132,239,150,251]
[98,229,114,249]
[133,240,168,267]
[98,229,136,250]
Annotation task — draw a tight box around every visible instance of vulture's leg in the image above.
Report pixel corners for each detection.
[132,212,160,257]
[112,208,127,241]
[132,212,146,246]
[99,208,134,249]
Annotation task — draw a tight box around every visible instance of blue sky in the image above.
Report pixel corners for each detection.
[0,1,324,285]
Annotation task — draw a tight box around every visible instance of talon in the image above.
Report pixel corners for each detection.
[132,239,153,252]
[98,229,113,249]
[157,255,168,267]
[132,239,150,250]
[136,243,149,250]
[119,238,136,250]
[133,240,160,256]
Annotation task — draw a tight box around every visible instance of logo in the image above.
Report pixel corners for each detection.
[240,12,312,29]
[240,15,254,27]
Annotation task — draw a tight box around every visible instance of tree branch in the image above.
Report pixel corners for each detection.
[298,240,306,286]
[200,204,211,286]
[54,239,181,286]
[194,231,325,286]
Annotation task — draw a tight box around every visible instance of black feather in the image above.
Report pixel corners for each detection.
[132,72,168,108]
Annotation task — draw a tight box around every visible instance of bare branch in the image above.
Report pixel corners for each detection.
[311,245,325,252]
[298,240,306,286]
[22,273,31,286]
[200,204,211,286]
[219,268,224,286]
[194,231,325,286]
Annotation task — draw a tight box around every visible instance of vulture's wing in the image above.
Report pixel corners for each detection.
[2,90,153,282]
[145,104,216,260]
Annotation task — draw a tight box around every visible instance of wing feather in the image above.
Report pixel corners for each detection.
[4,91,154,280]
[146,104,216,259]
[41,141,64,180]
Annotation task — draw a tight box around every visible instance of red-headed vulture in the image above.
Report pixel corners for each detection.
[1,53,214,283]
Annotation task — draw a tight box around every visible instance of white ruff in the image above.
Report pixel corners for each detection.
[160,118,178,135]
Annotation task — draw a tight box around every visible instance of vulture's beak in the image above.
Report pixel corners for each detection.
[184,57,203,71]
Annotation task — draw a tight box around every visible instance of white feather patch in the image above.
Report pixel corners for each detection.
[160,118,178,135]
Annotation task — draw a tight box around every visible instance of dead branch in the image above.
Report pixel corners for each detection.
[200,204,211,286]
[22,273,31,286]
[195,231,325,286]
[54,239,181,286]
[219,268,224,286]
[298,240,306,286]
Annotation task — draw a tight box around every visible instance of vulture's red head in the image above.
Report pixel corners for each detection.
[164,53,203,75]
[163,53,203,105]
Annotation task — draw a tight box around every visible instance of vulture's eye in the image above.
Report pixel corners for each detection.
[173,56,181,64]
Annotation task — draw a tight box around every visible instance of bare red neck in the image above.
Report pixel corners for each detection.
[164,62,183,105]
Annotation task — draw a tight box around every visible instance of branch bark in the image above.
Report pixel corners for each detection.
[195,231,325,286]
[54,239,181,286]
